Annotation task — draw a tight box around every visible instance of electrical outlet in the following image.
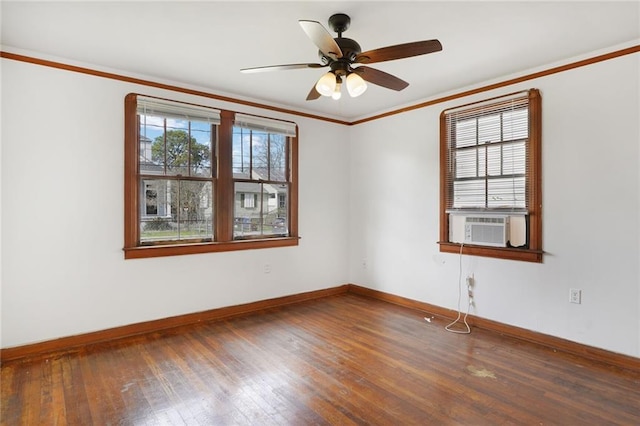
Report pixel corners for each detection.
[569,288,581,304]
[362,259,367,269]
[263,263,271,274]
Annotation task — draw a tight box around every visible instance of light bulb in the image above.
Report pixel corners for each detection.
[346,72,367,97]
[332,80,342,100]
[315,72,336,96]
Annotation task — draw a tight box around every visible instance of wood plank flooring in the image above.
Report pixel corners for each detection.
[2,294,639,425]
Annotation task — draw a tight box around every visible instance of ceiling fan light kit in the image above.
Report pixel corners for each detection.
[331,77,343,100]
[346,72,367,97]
[241,13,442,101]
[316,71,366,99]
[316,71,337,96]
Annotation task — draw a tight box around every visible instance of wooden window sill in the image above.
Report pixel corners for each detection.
[438,241,543,263]
[124,237,300,259]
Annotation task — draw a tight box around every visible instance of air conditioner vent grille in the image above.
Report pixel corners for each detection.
[464,215,509,247]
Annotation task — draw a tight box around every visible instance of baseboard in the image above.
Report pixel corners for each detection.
[0,285,350,363]
[347,284,640,372]
[3,283,639,372]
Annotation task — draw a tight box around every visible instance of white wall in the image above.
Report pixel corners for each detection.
[348,51,640,357]
[2,48,639,360]
[0,59,350,348]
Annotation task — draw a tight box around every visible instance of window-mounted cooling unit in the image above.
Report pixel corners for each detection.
[464,215,509,247]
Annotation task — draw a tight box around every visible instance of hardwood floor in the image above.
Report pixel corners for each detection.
[2,294,639,425]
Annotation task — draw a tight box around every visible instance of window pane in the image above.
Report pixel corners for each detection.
[263,184,288,236]
[233,182,289,238]
[251,131,270,179]
[455,118,477,148]
[455,149,477,178]
[487,144,502,176]
[140,135,164,175]
[164,120,191,176]
[269,134,287,182]
[478,114,501,144]
[177,180,213,238]
[487,177,525,208]
[478,146,486,177]
[140,115,166,175]
[190,121,213,177]
[502,108,528,141]
[234,182,262,238]
[502,141,526,174]
[453,179,485,208]
[232,127,251,179]
[140,179,213,243]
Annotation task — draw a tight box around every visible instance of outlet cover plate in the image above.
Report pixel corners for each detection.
[569,288,581,304]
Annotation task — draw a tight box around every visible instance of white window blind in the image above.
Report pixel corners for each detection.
[137,96,221,124]
[234,113,297,136]
[444,90,531,213]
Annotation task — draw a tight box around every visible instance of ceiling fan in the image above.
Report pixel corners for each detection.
[240,13,442,101]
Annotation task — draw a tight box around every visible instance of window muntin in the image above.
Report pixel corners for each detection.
[440,89,542,262]
[124,94,299,258]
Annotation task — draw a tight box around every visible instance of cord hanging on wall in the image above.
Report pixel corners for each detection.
[444,243,472,334]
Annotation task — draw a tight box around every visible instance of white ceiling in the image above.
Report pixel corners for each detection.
[2,1,638,121]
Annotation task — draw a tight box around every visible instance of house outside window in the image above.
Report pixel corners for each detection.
[439,89,542,262]
[124,94,299,259]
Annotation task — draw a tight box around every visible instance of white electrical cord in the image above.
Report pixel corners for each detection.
[445,242,471,334]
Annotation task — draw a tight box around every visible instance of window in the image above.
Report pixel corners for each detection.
[232,114,293,239]
[124,94,299,258]
[240,193,257,209]
[440,89,542,262]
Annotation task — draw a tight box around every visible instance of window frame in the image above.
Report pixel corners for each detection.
[439,89,542,262]
[124,93,299,259]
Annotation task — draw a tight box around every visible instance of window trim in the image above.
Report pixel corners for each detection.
[439,89,542,262]
[124,94,299,259]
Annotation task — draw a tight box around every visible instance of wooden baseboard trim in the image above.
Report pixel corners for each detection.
[3,283,638,372]
[0,285,350,363]
[347,284,640,372]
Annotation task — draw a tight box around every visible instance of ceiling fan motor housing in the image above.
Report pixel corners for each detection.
[318,13,361,69]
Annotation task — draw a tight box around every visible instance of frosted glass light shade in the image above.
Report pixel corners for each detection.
[316,72,336,96]
[346,72,367,97]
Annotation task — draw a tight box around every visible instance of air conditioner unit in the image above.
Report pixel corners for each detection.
[464,215,509,247]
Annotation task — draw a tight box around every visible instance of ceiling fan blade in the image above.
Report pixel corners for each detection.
[299,20,343,60]
[353,66,409,91]
[355,39,442,64]
[306,84,322,101]
[241,63,326,73]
